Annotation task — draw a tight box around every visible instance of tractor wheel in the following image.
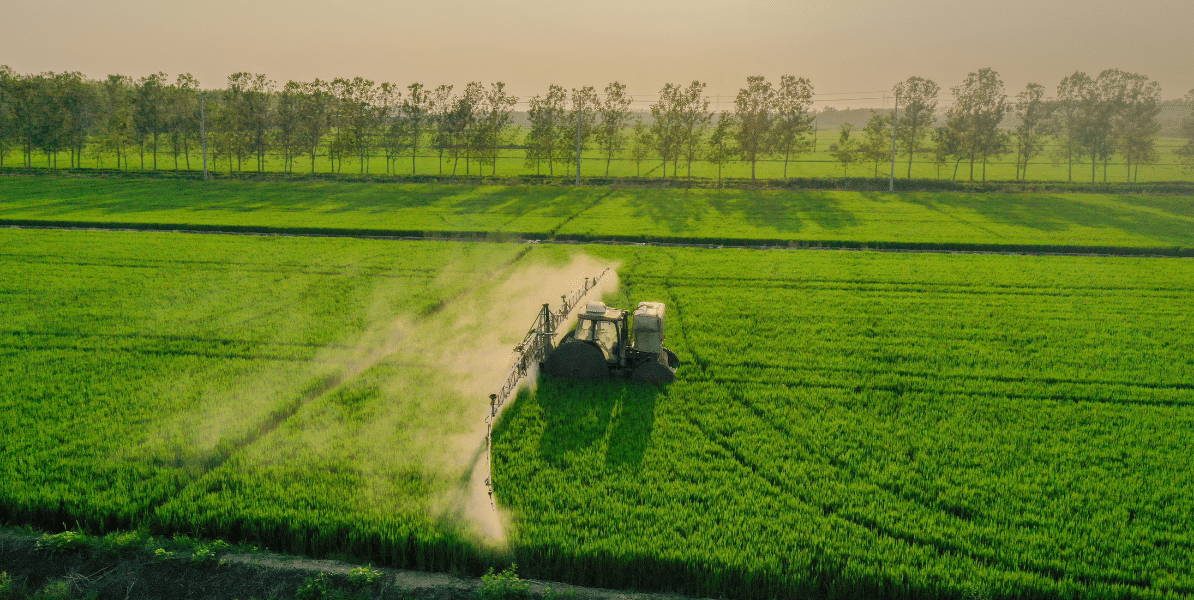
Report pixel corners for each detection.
[632,356,677,384]
[663,348,680,369]
[543,340,609,379]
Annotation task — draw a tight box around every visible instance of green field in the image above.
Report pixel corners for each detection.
[496,247,1194,599]
[7,132,1194,183]
[2,176,1192,253]
[2,222,1192,599]
[0,228,531,570]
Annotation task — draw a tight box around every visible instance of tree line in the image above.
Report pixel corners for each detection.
[1,65,1191,183]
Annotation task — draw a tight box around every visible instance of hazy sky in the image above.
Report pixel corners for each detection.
[3,0,1191,108]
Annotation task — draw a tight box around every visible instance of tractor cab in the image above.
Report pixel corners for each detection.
[573,302,628,362]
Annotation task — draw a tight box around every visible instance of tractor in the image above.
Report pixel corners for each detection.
[542,301,680,384]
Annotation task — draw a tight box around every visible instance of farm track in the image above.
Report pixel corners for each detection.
[3,221,1191,258]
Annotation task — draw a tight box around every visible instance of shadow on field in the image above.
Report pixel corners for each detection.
[617,188,860,234]
[0,178,588,222]
[533,377,661,470]
[864,191,1194,245]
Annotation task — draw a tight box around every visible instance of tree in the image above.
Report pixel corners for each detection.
[705,112,734,186]
[96,74,134,169]
[474,82,517,176]
[893,76,939,178]
[830,124,857,176]
[396,82,431,175]
[439,81,481,175]
[132,72,168,169]
[524,85,566,176]
[296,79,333,173]
[678,81,711,178]
[57,71,96,169]
[1011,83,1049,180]
[167,74,200,170]
[562,86,599,181]
[946,67,1008,181]
[0,66,13,168]
[1113,72,1161,182]
[274,81,305,173]
[1178,90,1194,171]
[859,112,892,177]
[629,119,651,177]
[375,82,401,174]
[1066,69,1132,183]
[771,74,815,178]
[932,123,964,180]
[331,77,382,174]
[733,75,775,181]
[595,82,632,176]
[648,83,685,178]
[429,84,454,175]
[1053,72,1092,182]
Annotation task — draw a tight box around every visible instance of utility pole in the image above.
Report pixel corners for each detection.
[888,90,899,192]
[200,92,209,181]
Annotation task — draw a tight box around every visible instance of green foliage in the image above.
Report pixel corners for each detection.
[346,566,383,586]
[34,530,86,554]
[296,571,377,600]
[0,572,14,600]
[479,565,531,600]
[31,579,71,600]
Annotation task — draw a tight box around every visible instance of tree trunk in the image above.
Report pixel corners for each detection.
[152,133,158,170]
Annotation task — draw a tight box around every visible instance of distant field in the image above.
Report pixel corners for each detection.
[7,134,1193,183]
[2,226,1192,599]
[2,176,1192,253]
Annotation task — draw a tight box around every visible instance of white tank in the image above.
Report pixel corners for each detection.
[633,302,665,353]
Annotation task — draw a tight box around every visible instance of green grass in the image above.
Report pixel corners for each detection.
[2,226,1192,599]
[2,176,1192,253]
[0,227,522,570]
[495,245,1194,599]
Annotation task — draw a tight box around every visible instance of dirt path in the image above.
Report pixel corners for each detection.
[0,529,705,600]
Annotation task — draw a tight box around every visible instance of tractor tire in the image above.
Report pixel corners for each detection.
[543,340,609,379]
[632,356,677,384]
[663,348,680,369]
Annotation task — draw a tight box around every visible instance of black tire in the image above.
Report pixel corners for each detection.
[663,348,680,369]
[632,358,676,384]
[543,340,609,379]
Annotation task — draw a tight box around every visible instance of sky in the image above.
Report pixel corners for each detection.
[2,0,1191,109]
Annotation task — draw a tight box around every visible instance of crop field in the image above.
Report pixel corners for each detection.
[2,176,1192,253]
[2,218,1192,599]
[496,246,1194,599]
[0,227,541,570]
[8,133,1194,184]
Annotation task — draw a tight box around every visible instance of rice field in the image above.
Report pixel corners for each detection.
[2,176,1192,253]
[1,192,1192,599]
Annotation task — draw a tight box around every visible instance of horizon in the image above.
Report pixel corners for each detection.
[3,0,1192,109]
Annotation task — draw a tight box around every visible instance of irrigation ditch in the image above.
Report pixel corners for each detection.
[3,220,1190,258]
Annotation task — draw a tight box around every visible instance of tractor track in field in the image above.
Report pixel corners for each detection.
[3,221,1190,258]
